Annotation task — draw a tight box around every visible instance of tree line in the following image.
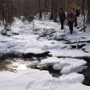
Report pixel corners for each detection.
[0,0,90,28]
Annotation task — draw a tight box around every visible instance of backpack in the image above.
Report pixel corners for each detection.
[68,17,74,22]
[59,10,66,20]
[68,13,75,22]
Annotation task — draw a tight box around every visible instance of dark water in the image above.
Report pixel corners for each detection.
[39,65,61,78]
[82,60,90,86]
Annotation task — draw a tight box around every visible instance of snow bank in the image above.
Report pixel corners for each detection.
[50,49,90,58]
[38,57,87,74]
[83,44,90,53]
[0,69,89,90]
[59,73,84,83]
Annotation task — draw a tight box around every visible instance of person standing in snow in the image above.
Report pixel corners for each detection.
[58,8,66,30]
[73,8,80,27]
[67,10,75,34]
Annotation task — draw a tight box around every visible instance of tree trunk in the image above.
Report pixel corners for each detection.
[87,0,90,23]
[53,0,57,22]
[38,0,42,19]
[50,0,57,22]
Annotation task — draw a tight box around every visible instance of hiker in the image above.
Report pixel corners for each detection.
[76,9,80,17]
[58,8,66,29]
[73,8,80,27]
[67,10,75,34]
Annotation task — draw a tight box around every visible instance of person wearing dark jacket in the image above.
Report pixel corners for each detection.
[67,11,74,34]
[73,8,80,27]
[58,8,66,29]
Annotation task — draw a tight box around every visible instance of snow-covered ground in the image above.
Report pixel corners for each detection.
[0,69,90,90]
[0,16,90,90]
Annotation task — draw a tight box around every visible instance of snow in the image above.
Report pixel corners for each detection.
[0,70,89,90]
[27,61,39,69]
[0,17,90,57]
[38,57,87,74]
[50,49,90,58]
[0,16,90,90]
[83,44,90,53]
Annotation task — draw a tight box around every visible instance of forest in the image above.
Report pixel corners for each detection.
[0,0,90,26]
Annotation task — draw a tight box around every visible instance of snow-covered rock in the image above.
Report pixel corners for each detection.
[38,57,87,74]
